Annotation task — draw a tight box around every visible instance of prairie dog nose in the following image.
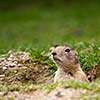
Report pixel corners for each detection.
[52,52,57,56]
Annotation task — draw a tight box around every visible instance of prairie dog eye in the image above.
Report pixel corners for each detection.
[65,48,70,53]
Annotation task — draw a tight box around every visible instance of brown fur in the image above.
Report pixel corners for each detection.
[50,45,89,82]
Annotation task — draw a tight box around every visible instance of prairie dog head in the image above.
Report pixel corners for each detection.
[50,45,79,68]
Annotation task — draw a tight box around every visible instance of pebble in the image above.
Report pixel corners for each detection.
[0,91,8,96]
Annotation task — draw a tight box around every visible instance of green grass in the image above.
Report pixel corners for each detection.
[74,42,100,71]
[0,80,100,93]
[0,82,43,92]
[44,80,100,92]
[0,1,100,50]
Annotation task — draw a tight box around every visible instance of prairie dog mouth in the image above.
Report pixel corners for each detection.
[53,56,62,62]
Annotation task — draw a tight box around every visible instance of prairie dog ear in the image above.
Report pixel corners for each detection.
[52,44,59,48]
[50,42,59,48]
[49,44,59,52]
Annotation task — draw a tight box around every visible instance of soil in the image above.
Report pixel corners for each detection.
[0,50,53,85]
[0,87,88,100]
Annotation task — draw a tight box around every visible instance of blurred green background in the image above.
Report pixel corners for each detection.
[0,0,100,50]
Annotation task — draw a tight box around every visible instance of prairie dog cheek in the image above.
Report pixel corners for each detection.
[74,57,79,65]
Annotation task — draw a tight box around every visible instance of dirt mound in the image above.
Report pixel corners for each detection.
[87,64,100,82]
[0,50,53,84]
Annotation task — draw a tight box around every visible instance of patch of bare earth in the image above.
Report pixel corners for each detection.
[0,50,53,84]
[0,87,88,100]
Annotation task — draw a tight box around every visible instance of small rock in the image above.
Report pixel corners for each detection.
[0,74,5,78]
[55,91,63,97]
[20,66,27,69]
[17,64,22,67]
[2,66,7,70]
[0,91,8,96]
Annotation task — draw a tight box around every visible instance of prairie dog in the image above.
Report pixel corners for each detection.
[50,45,89,82]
